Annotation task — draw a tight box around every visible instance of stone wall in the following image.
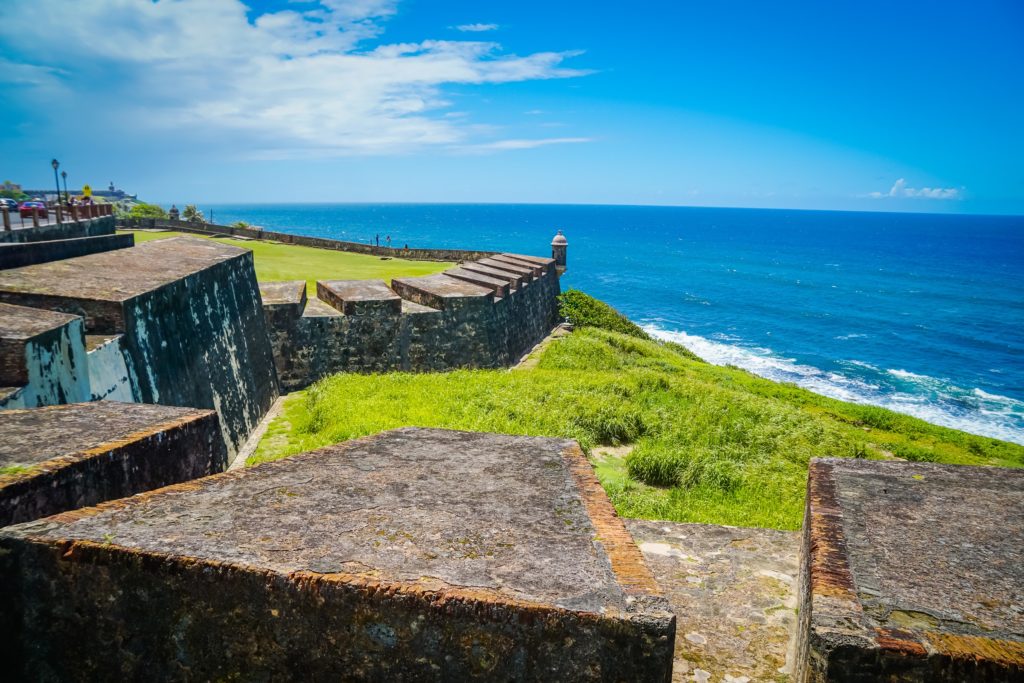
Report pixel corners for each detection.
[265,254,562,391]
[0,233,133,269]
[118,217,497,262]
[0,238,280,457]
[0,402,226,527]
[0,216,115,244]
[0,303,91,409]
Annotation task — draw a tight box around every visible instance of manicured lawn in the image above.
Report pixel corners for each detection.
[250,301,1024,530]
[122,230,452,292]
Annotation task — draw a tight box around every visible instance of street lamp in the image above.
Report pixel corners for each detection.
[51,159,61,222]
[61,170,68,205]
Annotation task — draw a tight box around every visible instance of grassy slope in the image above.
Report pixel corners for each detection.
[250,326,1024,530]
[123,230,451,291]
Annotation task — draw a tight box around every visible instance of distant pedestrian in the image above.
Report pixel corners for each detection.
[375,233,380,246]
[386,235,391,247]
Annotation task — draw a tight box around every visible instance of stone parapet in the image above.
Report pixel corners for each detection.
[797,458,1024,682]
[0,401,225,527]
[0,428,674,680]
[264,253,562,390]
[318,279,401,316]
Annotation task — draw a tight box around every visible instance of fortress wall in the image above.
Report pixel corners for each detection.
[0,216,116,244]
[266,264,562,391]
[0,233,133,270]
[0,239,280,458]
[0,303,91,410]
[119,251,279,456]
[119,218,497,262]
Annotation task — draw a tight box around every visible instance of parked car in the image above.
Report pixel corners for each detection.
[19,201,48,219]
[0,198,18,212]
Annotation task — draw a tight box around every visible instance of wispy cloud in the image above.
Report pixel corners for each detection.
[454,23,499,32]
[457,137,592,153]
[0,1,586,157]
[867,178,963,200]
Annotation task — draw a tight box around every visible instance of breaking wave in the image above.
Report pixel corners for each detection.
[645,325,1024,445]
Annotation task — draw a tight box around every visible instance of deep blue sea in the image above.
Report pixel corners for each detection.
[205,203,1024,445]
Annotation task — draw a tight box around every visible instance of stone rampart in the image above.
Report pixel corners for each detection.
[0,233,133,269]
[0,402,225,527]
[0,237,279,457]
[0,215,115,243]
[264,253,562,390]
[118,217,497,262]
[0,429,674,680]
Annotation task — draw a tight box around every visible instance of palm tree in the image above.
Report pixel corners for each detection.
[182,204,205,224]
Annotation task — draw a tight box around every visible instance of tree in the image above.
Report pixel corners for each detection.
[182,204,205,224]
[128,202,167,219]
[231,221,250,229]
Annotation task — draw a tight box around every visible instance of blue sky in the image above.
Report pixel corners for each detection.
[1,0,1022,213]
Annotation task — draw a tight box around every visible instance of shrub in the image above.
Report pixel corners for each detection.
[558,289,650,339]
[128,202,167,219]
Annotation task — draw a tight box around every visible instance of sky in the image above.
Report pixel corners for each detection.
[1,0,1022,214]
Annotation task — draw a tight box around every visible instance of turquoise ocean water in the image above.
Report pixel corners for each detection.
[205,203,1024,445]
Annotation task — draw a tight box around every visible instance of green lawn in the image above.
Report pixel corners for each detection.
[122,230,452,292]
[250,294,1024,530]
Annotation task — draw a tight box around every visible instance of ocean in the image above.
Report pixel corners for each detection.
[204,203,1024,445]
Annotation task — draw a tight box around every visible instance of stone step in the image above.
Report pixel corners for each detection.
[391,273,493,311]
[443,266,511,298]
[317,279,401,316]
[491,253,544,278]
[501,252,556,273]
[0,428,674,680]
[0,401,225,527]
[460,261,527,289]
[477,256,536,283]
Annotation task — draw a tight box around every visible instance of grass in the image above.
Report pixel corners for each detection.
[123,230,452,292]
[250,295,1024,530]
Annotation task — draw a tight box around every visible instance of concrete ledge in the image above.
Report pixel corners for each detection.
[797,458,1024,682]
[0,428,674,680]
[443,266,511,298]
[0,234,134,270]
[318,279,401,316]
[0,401,226,527]
[0,303,81,386]
[391,274,493,311]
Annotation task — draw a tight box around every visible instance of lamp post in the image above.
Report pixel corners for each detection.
[61,170,68,205]
[51,159,61,223]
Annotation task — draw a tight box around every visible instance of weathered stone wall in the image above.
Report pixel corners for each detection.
[0,303,91,409]
[118,217,497,262]
[0,238,280,457]
[0,233,133,269]
[268,259,562,391]
[0,402,226,527]
[0,216,115,243]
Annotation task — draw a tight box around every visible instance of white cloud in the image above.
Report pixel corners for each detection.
[0,1,587,156]
[867,178,963,200]
[454,23,499,32]
[457,137,592,153]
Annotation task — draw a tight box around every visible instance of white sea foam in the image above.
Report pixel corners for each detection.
[644,325,1024,445]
